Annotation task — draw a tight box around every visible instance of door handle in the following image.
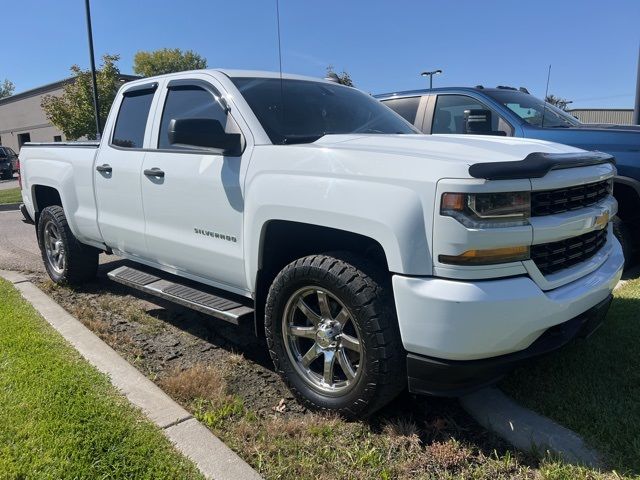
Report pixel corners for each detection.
[144,168,165,178]
[96,164,112,173]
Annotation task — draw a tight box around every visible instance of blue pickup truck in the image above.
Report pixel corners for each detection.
[377,86,640,263]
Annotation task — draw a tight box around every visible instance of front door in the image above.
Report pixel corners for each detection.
[140,77,249,292]
[94,83,157,258]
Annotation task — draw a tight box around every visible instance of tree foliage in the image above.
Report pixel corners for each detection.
[545,94,572,111]
[0,79,14,99]
[133,48,207,77]
[326,65,354,87]
[41,54,122,140]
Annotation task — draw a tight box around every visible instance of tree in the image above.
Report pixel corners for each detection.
[325,65,354,87]
[0,79,14,99]
[545,94,572,111]
[41,54,122,140]
[133,48,207,77]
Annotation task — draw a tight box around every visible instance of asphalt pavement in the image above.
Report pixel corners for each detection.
[0,174,19,191]
[0,210,42,272]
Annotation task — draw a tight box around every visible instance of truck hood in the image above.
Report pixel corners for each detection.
[312,133,582,167]
[573,123,640,132]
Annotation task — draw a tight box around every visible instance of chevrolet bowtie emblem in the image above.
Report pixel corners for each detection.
[594,210,610,230]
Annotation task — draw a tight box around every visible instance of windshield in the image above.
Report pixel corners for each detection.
[231,77,418,144]
[484,90,581,128]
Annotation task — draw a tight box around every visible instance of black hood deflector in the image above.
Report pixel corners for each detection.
[468,151,615,180]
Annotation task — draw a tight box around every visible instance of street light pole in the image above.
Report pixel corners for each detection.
[420,69,443,89]
[84,0,101,139]
[633,44,640,126]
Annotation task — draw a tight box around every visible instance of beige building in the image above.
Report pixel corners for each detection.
[567,108,634,125]
[0,75,136,152]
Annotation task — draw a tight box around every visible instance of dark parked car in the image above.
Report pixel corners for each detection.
[377,86,640,263]
[0,146,17,180]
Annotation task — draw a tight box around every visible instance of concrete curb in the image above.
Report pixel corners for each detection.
[0,270,262,480]
[0,202,20,212]
[460,388,603,468]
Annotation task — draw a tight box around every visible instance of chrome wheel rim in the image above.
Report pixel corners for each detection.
[43,221,65,275]
[282,286,362,396]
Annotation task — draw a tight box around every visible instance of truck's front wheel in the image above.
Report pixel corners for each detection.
[265,254,405,418]
[37,205,99,285]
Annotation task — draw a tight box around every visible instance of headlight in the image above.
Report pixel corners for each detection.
[440,191,530,228]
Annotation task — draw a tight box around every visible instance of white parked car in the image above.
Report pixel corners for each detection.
[19,70,623,417]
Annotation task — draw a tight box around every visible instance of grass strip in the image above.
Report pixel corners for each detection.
[0,278,203,479]
[0,187,21,205]
[502,278,640,476]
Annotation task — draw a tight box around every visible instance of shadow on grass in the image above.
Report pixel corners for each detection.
[501,288,640,476]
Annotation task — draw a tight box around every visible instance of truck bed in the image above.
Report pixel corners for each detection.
[19,141,104,249]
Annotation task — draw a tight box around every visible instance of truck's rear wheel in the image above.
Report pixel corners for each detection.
[265,254,405,418]
[37,205,99,285]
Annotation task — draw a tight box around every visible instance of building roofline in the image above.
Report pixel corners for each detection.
[0,74,139,106]
[567,108,633,112]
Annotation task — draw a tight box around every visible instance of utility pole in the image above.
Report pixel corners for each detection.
[633,45,640,125]
[84,0,101,138]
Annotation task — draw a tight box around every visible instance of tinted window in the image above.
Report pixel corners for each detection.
[432,94,512,135]
[381,97,421,124]
[112,90,155,148]
[158,86,228,149]
[232,77,417,144]
[484,90,581,127]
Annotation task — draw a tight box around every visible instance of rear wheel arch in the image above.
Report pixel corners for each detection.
[31,184,63,224]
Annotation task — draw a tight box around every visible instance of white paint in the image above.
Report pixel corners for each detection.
[18,68,624,363]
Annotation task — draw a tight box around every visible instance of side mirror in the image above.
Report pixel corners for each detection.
[168,118,242,155]
[464,109,493,134]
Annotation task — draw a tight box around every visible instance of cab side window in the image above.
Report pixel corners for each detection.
[432,94,512,136]
[158,86,230,150]
[112,89,155,148]
[382,96,421,125]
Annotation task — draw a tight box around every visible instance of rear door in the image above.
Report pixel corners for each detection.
[94,82,158,258]
[140,74,251,292]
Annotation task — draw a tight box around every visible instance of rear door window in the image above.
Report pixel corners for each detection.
[112,88,156,148]
[381,96,421,125]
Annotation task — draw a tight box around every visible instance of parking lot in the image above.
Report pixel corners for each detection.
[0,174,18,191]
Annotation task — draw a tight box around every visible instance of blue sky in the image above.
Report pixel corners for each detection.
[3,0,639,108]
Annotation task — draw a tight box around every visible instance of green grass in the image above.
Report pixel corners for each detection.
[0,187,21,204]
[502,278,640,476]
[0,278,204,479]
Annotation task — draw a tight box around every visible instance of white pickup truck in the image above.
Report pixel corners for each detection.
[20,69,623,417]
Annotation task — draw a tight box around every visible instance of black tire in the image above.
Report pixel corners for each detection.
[37,205,99,285]
[265,254,405,418]
[613,216,634,268]
[0,170,11,180]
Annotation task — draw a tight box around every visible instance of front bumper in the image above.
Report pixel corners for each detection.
[392,234,623,393]
[406,295,612,396]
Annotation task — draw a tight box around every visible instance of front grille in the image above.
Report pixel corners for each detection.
[532,179,611,216]
[531,228,608,275]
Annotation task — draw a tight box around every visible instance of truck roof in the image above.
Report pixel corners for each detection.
[123,69,338,86]
[374,86,526,100]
